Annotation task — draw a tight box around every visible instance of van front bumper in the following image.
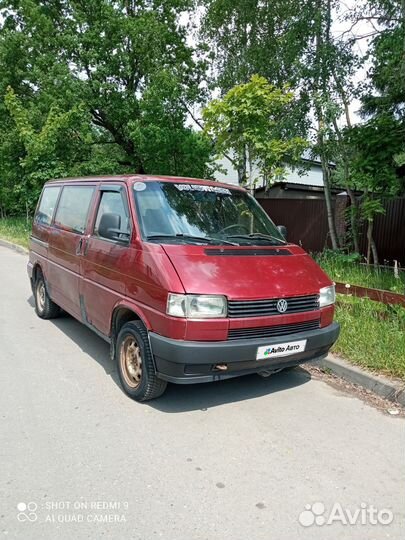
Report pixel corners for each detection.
[150,322,340,384]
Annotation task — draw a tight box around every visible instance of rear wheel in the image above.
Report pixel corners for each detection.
[116,321,167,401]
[34,272,60,319]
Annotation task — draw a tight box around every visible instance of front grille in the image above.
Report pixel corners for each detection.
[227,294,320,318]
[227,319,320,340]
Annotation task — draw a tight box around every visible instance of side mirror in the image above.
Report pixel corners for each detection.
[98,213,129,243]
[277,225,287,240]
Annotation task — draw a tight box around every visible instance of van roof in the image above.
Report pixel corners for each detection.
[47,174,245,191]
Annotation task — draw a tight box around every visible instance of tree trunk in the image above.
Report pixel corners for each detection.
[91,107,144,172]
[402,0,405,87]
[346,186,360,254]
[313,0,339,250]
[247,145,254,232]
[370,235,379,267]
[366,219,379,266]
[321,156,339,250]
[317,116,339,249]
[248,145,254,195]
[366,220,372,264]
[333,113,360,253]
[237,146,247,185]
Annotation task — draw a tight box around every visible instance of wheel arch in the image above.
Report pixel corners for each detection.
[109,302,152,363]
[110,302,151,341]
[32,262,43,283]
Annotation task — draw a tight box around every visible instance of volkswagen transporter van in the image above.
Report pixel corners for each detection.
[28,176,340,401]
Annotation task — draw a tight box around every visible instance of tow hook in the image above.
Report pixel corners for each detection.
[258,368,283,377]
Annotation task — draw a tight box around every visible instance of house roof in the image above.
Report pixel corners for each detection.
[300,149,336,167]
[255,182,348,195]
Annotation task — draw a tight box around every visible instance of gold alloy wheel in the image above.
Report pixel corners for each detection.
[36,281,46,312]
[120,335,143,389]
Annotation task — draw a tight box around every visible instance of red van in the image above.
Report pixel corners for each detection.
[28,175,339,401]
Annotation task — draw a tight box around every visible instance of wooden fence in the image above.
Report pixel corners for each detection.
[259,198,332,253]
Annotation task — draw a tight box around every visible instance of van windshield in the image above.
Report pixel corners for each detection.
[133,181,286,246]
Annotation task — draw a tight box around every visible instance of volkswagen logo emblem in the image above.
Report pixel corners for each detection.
[276,299,288,313]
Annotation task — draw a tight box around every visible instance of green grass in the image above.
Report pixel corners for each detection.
[0,217,31,249]
[316,251,405,294]
[333,295,405,379]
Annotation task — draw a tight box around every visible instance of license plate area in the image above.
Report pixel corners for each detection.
[256,340,307,360]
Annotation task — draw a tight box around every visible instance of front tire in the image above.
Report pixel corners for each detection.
[116,321,167,401]
[34,272,60,319]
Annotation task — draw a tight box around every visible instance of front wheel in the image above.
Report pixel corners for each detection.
[116,321,167,401]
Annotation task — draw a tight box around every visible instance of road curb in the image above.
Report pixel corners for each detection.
[313,354,405,407]
[0,238,28,255]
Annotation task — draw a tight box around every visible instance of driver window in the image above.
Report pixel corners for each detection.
[94,191,130,239]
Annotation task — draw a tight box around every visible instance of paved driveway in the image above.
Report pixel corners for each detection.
[0,245,404,539]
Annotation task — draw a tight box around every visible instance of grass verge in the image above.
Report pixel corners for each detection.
[333,295,405,380]
[0,217,31,249]
[316,251,405,294]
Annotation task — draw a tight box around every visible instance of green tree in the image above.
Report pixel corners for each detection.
[128,71,213,178]
[346,0,405,118]
[201,0,361,250]
[300,0,370,251]
[202,0,314,91]
[345,115,405,264]
[0,0,211,214]
[339,0,405,260]
[3,87,93,216]
[202,75,307,190]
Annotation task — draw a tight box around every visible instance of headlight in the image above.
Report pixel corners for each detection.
[319,285,336,307]
[167,293,227,318]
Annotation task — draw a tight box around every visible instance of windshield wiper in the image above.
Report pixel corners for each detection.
[248,232,287,244]
[226,233,286,245]
[146,234,238,246]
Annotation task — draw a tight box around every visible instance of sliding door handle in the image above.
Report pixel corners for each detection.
[76,237,83,255]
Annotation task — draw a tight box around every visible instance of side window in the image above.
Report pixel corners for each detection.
[35,186,61,226]
[54,186,95,234]
[94,190,130,239]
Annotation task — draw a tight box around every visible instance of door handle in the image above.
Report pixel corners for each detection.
[76,237,83,255]
[83,235,90,256]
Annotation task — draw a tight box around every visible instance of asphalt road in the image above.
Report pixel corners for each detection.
[0,244,404,540]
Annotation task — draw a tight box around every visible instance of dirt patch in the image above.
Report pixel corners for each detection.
[305,364,405,417]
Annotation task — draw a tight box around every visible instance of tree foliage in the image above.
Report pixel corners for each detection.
[203,75,307,187]
[0,0,212,215]
[1,0,405,264]
[201,0,404,259]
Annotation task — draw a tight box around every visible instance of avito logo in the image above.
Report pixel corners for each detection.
[298,502,394,527]
[264,346,285,357]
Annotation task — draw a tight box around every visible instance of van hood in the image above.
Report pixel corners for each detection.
[162,244,332,300]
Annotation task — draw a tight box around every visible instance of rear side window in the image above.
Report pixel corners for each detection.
[35,186,61,226]
[54,186,95,234]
